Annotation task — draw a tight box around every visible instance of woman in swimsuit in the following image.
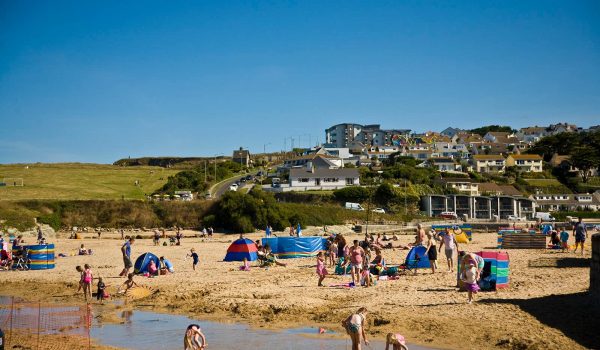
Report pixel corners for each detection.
[343,307,369,350]
[348,240,365,286]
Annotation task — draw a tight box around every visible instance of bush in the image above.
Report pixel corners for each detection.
[333,187,370,203]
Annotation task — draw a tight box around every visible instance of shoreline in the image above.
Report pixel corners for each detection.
[1,229,596,349]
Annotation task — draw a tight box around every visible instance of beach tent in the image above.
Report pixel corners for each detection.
[224,238,258,262]
[134,252,160,274]
[458,251,510,290]
[404,245,430,269]
[432,224,472,243]
[262,236,326,259]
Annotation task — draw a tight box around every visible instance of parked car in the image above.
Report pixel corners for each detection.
[372,208,386,214]
[229,184,238,191]
[440,211,458,220]
[345,202,365,211]
[507,215,526,221]
[534,212,555,222]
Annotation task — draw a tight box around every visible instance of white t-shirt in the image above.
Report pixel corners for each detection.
[464,266,477,284]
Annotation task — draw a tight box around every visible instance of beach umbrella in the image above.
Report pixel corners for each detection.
[223,238,258,262]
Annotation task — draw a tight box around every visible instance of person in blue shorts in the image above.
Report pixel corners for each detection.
[572,218,588,256]
[187,248,199,271]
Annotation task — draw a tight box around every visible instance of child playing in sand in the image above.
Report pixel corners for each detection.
[386,333,408,350]
[97,277,107,304]
[82,264,93,301]
[316,252,328,286]
[184,324,207,350]
[118,273,138,294]
[559,227,570,252]
[187,248,199,271]
[328,239,338,267]
[239,257,250,271]
[75,265,83,291]
[461,260,480,304]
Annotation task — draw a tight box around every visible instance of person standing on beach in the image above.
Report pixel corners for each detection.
[348,240,365,286]
[343,307,369,350]
[120,238,135,276]
[438,228,458,272]
[572,217,588,256]
[424,230,438,274]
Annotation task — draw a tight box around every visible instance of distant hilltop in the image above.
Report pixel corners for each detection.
[114,156,228,168]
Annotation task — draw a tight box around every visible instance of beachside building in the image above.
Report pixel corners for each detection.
[506,154,543,172]
[471,155,506,173]
[422,194,536,220]
[282,154,343,169]
[440,127,466,138]
[288,166,360,191]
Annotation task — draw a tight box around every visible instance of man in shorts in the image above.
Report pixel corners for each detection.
[572,217,588,256]
[120,238,135,276]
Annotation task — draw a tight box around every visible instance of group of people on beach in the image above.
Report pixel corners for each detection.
[548,217,590,255]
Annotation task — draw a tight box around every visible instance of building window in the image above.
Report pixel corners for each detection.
[346,178,355,185]
[298,178,310,183]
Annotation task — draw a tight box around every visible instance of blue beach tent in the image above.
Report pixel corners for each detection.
[134,252,160,274]
[405,245,430,269]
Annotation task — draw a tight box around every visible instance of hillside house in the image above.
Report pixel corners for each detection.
[506,154,543,172]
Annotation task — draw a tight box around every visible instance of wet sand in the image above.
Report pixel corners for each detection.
[1,227,597,349]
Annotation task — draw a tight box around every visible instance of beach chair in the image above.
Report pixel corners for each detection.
[1,250,13,270]
[397,254,422,276]
[12,249,30,271]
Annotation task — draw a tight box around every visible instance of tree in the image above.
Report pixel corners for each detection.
[470,125,513,136]
[570,146,600,183]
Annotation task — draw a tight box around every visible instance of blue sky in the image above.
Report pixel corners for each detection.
[1,1,599,163]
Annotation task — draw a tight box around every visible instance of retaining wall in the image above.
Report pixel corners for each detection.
[591,233,600,302]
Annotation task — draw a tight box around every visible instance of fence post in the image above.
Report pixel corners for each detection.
[37,301,41,350]
[8,296,14,347]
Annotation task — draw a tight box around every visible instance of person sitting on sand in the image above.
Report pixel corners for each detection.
[343,307,369,350]
[255,240,263,252]
[386,333,408,350]
[160,256,174,274]
[118,273,138,294]
[264,244,287,267]
[148,260,158,276]
[184,324,207,350]
[78,244,91,255]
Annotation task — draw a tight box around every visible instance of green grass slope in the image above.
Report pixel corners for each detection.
[0,163,179,200]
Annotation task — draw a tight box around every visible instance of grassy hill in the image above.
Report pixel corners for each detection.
[0,163,180,200]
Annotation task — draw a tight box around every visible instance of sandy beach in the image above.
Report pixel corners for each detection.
[1,227,597,350]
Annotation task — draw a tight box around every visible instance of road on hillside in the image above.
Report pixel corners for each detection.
[213,174,246,199]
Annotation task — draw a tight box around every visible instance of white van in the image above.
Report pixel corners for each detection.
[345,202,365,211]
[534,212,555,222]
[229,184,238,191]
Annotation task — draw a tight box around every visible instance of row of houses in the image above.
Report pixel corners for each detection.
[421,191,600,219]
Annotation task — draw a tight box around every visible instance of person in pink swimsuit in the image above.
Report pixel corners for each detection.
[316,251,329,286]
[348,240,365,286]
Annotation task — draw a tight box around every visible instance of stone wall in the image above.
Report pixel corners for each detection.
[591,233,600,301]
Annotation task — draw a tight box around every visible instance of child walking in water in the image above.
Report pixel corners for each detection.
[82,264,93,301]
[97,277,107,304]
[386,333,408,350]
[316,252,329,286]
[187,248,199,271]
[461,260,480,304]
[183,324,207,349]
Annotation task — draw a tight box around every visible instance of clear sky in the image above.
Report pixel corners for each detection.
[1,1,599,163]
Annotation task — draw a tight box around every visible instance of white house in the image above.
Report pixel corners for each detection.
[289,166,360,190]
